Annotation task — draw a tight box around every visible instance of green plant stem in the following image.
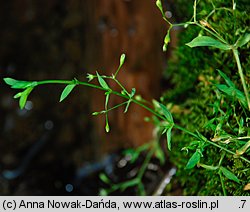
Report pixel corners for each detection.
[131,98,165,120]
[232,49,250,111]
[137,148,155,180]
[163,17,172,27]
[37,79,103,91]
[114,67,122,78]
[104,101,129,113]
[218,151,226,166]
[196,23,227,44]
[174,125,250,164]
[174,125,198,138]
[113,78,130,96]
[193,0,197,22]
[35,78,250,164]
[219,170,227,196]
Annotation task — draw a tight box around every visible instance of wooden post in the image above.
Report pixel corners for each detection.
[85,0,166,154]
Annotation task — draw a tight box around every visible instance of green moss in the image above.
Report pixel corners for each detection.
[161,0,250,195]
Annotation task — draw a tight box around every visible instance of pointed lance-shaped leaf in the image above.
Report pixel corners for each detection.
[166,126,173,151]
[220,167,240,184]
[159,103,174,123]
[19,87,34,109]
[186,36,231,50]
[236,140,250,156]
[217,70,236,88]
[4,78,18,86]
[215,84,248,109]
[4,78,37,89]
[235,33,250,48]
[59,84,76,102]
[185,150,201,169]
[96,72,110,90]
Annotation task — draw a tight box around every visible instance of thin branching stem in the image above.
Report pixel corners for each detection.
[137,148,155,180]
[35,78,250,164]
[193,0,197,22]
[219,170,227,196]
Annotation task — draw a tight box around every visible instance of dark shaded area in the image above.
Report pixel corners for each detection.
[0,0,175,195]
[0,0,100,195]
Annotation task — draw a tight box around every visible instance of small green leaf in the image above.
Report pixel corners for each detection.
[186,36,231,50]
[217,70,235,88]
[59,84,76,102]
[99,173,111,184]
[159,103,174,123]
[4,78,37,89]
[215,84,235,96]
[236,140,250,156]
[4,78,18,86]
[12,81,37,89]
[215,84,248,109]
[119,53,126,68]
[203,117,216,129]
[220,167,240,184]
[166,126,173,151]
[19,87,34,109]
[96,72,110,90]
[235,33,250,48]
[235,90,248,109]
[185,151,201,169]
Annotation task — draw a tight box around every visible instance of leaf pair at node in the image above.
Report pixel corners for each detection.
[4,78,38,109]
[159,103,174,151]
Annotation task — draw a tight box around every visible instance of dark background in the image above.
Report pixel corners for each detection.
[0,0,176,195]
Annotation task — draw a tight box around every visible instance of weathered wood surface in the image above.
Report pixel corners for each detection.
[86,0,166,153]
